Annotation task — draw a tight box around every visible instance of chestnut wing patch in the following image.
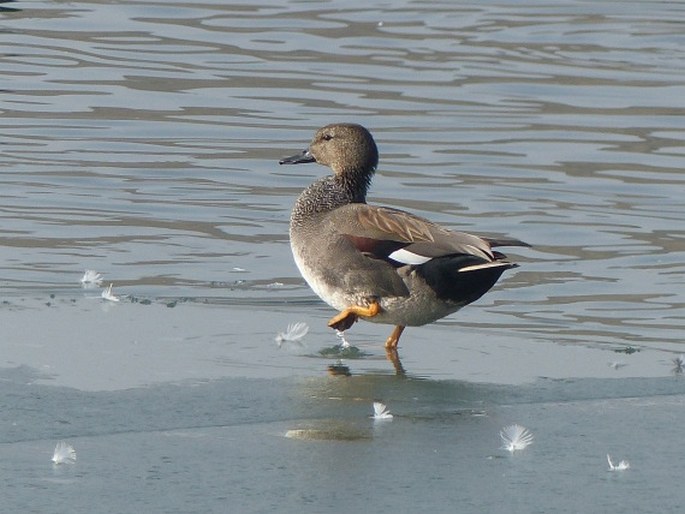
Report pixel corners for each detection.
[345,235,448,267]
[345,235,408,265]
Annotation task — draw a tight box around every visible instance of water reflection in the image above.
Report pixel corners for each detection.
[0,0,684,368]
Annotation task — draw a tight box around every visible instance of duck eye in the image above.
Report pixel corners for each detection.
[322,133,333,141]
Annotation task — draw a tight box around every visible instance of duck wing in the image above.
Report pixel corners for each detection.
[321,203,526,305]
[336,204,506,266]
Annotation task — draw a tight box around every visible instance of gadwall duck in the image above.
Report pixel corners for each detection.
[280,123,527,366]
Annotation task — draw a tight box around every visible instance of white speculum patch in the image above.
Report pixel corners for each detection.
[387,248,432,265]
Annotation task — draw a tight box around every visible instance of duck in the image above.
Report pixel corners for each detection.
[280,123,527,368]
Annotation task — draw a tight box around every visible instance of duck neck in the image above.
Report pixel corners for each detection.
[337,166,373,203]
[291,168,374,225]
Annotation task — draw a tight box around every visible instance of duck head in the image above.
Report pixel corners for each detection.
[280,123,379,176]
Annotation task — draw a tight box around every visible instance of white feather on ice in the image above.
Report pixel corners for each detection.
[607,454,630,471]
[80,270,103,287]
[101,283,120,302]
[52,441,77,464]
[275,322,309,347]
[500,424,534,452]
[372,401,393,420]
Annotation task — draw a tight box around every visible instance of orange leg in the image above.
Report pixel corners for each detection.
[384,325,405,350]
[327,298,381,331]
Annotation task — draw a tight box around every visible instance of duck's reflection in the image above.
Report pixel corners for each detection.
[385,347,406,376]
[323,348,406,377]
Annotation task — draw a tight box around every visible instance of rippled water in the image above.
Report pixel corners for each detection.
[1,0,685,512]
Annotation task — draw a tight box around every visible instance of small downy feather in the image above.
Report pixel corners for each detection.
[52,441,77,464]
[607,454,630,471]
[275,322,309,347]
[500,424,534,452]
[372,401,393,420]
[80,270,103,287]
[101,283,120,302]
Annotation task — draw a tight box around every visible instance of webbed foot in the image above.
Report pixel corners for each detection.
[327,296,381,331]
